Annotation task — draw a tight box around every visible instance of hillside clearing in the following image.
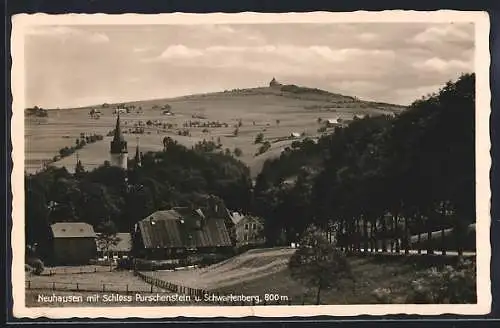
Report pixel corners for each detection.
[142,247,295,290]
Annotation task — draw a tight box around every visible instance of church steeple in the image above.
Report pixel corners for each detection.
[109,112,128,169]
[134,136,142,168]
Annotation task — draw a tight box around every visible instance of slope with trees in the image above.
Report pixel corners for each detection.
[254,73,475,254]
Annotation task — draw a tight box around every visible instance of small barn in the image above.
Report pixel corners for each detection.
[132,207,233,261]
[50,222,97,265]
[96,232,132,260]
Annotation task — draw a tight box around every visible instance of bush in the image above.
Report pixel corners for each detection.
[406,259,476,303]
[233,148,243,157]
[371,287,393,304]
[254,133,264,144]
[27,258,45,275]
[256,141,271,155]
[317,126,327,133]
[116,258,133,270]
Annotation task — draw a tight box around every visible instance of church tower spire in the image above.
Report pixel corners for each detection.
[134,136,142,168]
[110,112,128,169]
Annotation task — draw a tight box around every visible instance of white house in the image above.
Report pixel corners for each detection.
[326,118,342,127]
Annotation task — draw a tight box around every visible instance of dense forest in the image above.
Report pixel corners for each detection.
[254,73,475,252]
[25,73,475,257]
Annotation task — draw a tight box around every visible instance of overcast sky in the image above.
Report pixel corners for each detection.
[24,22,474,108]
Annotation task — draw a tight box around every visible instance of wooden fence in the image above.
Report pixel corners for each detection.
[25,280,162,293]
[134,271,294,305]
[135,271,208,298]
[41,266,113,276]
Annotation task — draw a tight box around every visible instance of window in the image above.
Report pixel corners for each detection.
[244,223,249,230]
[252,223,256,230]
[244,234,248,241]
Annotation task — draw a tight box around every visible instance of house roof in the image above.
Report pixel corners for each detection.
[50,222,97,238]
[137,209,232,249]
[96,232,132,252]
[236,216,264,227]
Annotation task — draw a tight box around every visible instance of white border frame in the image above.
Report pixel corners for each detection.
[11,11,492,318]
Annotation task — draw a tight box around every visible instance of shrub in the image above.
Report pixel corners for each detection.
[27,258,45,275]
[371,287,393,304]
[234,148,243,157]
[116,258,133,270]
[406,259,476,303]
[254,133,264,144]
[317,126,327,133]
[256,141,271,155]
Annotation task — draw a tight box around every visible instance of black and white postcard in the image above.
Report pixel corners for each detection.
[10,11,491,318]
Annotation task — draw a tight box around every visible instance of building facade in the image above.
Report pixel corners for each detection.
[50,222,97,265]
[96,232,132,260]
[234,215,266,248]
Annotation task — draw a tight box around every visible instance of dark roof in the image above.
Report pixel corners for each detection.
[137,209,232,249]
[96,233,132,252]
[50,222,96,238]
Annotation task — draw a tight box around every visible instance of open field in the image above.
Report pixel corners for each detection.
[25,86,404,177]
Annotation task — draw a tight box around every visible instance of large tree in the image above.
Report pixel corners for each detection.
[289,225,353,305]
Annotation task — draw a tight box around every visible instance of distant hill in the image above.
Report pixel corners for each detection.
[53,84,407,114]
[25,82,407,177]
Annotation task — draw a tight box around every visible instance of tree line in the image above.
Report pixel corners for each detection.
[25,137,253,259]
[253,73,475,255]
[25,73,475,259]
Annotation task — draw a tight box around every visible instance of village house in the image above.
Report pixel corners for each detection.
[354,113,368,120]
[326,118,343,127]
[96,232,132,261]
[132,207,233,262]
[49,222,97,265]
[234,215,266,248]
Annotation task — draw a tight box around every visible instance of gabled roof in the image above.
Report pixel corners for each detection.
[228,211,245,225]
[236,215,264,227]
[137,209,232,249]
[96,232,132,252]
[50,222,96,238]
